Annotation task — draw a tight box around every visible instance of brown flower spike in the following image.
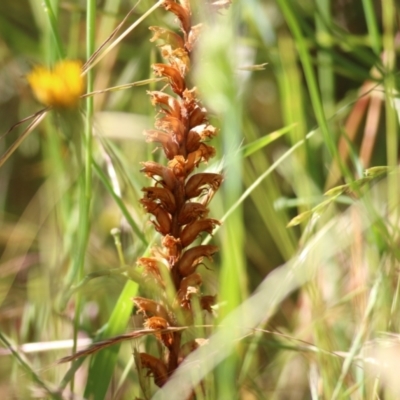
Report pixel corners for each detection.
[134,0,228,392]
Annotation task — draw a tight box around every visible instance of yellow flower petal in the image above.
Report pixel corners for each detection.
[27,60,84,108]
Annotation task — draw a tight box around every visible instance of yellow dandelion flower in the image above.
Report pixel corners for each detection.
[27,60,84,108]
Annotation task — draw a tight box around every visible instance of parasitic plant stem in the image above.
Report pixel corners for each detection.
[133,0,231,394]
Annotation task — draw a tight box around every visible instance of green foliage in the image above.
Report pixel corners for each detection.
[1,0,400,399]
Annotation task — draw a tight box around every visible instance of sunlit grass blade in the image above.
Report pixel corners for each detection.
[240,123,295,158]
[83,280,139,400]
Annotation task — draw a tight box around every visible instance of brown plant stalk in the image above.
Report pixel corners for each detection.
[134,0,231,391]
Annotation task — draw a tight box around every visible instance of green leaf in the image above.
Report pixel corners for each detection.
[84,280,139,400]
[241,124,296,158]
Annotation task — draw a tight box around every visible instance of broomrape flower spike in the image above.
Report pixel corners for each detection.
[134,0,230,394]
[27,60,84,108]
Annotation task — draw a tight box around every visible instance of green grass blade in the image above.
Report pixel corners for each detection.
[83,280,139,399]
[219,130,317,227]
[315,0,335,118]
[362,0,381,55]
[92,160,148,246]
[70,0,96,391]
[276,1,338,161]
[42,0,65,59]
[241,124,295,158]
[382,0,398,214]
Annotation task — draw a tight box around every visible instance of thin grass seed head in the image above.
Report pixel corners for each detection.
[27,60,84,108]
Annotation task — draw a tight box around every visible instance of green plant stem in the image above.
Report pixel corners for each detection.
[42,0,65,59]
[361,0,381,55]
[382,0,398,232]
[111,228,126,266]
[71,0,95,393]
[276,1,338,161]
[316,0,335,118]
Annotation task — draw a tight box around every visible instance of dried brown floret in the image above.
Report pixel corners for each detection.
[137,257,166,288]
[180,218,220,247]
[139,353,168,388]
[133,297,171,323]
[161,0,192,35]
[178,202,209,225]
[161,234,182,262]
[200,295,216,313]
[178,244,219,276]
[140,161,178,190]
[148,91,182,118]
[160,45,191,76]
[185,173,223,199]
[144,316,174,348]
[189,106,208,128]
[155,116,186,143]
[144,129,179,159]
[142,187,176,214]
[152,63,186,95]
[177,273,203,307]
[141,198,172,235]
[149,26,185,49]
